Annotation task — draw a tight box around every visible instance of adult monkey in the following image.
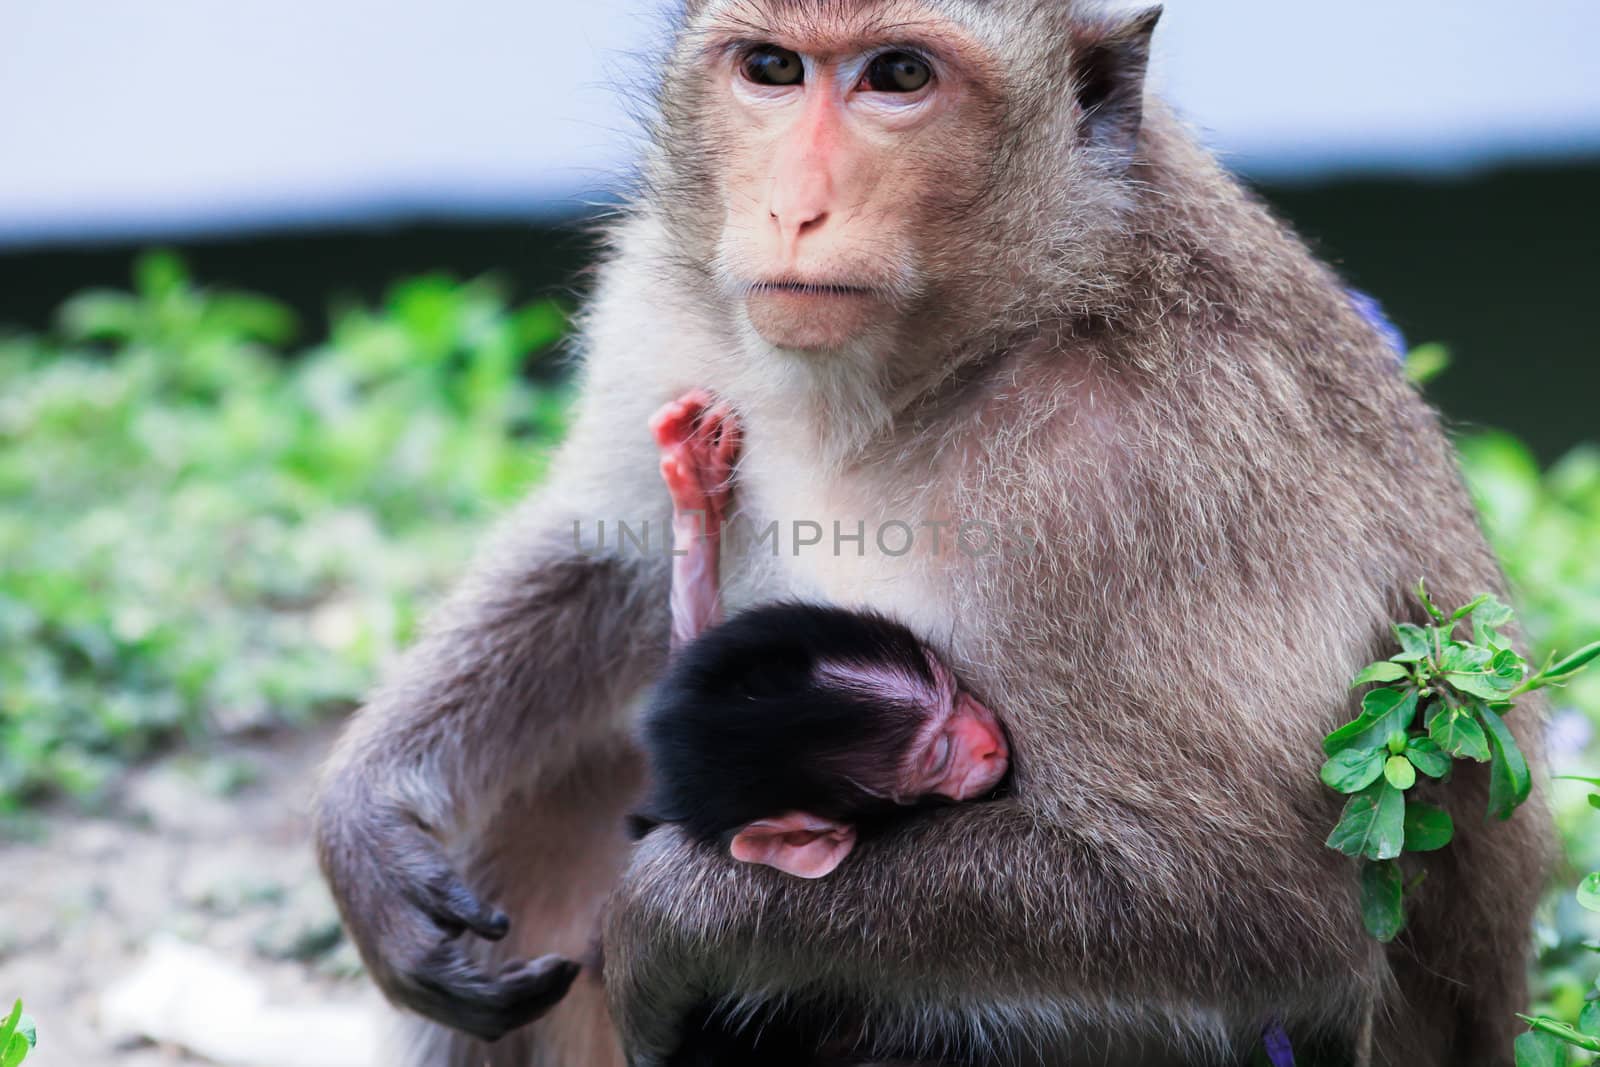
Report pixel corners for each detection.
[315,1,1551,1066]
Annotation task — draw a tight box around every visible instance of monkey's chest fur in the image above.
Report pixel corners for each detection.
[708,360,1368,800]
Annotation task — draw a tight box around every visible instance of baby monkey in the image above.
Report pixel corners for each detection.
[638,391,1009,879]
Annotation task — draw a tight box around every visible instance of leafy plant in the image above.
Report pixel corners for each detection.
[1516,775,1600,1066]
[1461,432,1600,733]
[1321,581,1600,941]
[0,1001,36,1067]
[0,252,571,810]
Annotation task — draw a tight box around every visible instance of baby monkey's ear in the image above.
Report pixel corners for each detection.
[728,812,858,879]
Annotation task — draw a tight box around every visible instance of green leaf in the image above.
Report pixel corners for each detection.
[1472,595,1516,645]
[1416,578,1447,621]
[1427,702,1491,762]
[1384,755,1417,790]
[1363,687,1416,721]
[1589,794,1600,812]
[1515,1028,1572,1066]
[1402,801,1454,851]
[1546,642,1600,682]
[1439,642,1492,673]
[0,1004,17,1057]
[1471,593,1515,630]
[1403,737,1452,778]
[1492,647,1525,679]
[1394,623,1433,660]
[1327,780,1406,861]
[1579,1000,1600,1038]
[1449,593,1490,622]
[1359,859,1405,942]
[55,290,141,342]
[1320,748,1387,793]
[1447,670,1515,700]
[135,247,189,298]
[1403,343,1451,386]
[1480,706,1533,821]
[1351,661,1409,687]
[2,1032,28,1067]
[1324,688,1420,755]
[1579,873,1600,913]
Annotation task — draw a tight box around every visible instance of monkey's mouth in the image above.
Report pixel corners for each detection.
[749,280,874,298]
[744,280,883,350]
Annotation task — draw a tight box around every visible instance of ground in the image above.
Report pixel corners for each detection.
[0,722,381,1067]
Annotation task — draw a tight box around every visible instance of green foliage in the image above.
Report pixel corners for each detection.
[0,252,570,810]
[1321,583,1595,943]
[1459,425,1600,1064]
[0,1001,36,1067]
[1462,431,1600,706]
[1402,342,1452,386]
[1522,773,1600,1063]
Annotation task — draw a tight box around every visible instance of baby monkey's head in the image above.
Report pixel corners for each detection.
[640,602,1009,878]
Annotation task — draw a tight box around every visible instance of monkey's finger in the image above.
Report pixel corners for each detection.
[649,391,712,448]
[426,875,510,941]
[424,957,580,1042]
[492,955,582,1019]
[404,945,571,1042]
[699,403,736,446]
[714,414,742,467]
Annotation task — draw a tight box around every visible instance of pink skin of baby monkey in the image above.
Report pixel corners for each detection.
[648,391,1009,878]
[648,389,743,648]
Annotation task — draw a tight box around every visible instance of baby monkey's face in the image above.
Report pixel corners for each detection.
[894,659,1009,804]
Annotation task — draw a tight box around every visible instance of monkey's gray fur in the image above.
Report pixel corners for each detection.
[315,1,1552,1064]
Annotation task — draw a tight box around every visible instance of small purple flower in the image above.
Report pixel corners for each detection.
[1547,707,1592,764]
[1347,289,1406,360]
[1262,1022,1296,1067]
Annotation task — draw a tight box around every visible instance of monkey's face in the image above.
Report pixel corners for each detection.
[894,662,1010,804]
[691,2,1002,353]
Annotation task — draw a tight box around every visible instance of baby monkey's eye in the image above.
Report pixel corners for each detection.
[862,51,931,93]
[742,45,804,86]
[925,734,952,777]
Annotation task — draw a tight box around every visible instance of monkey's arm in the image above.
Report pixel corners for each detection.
[314,333,681,1040]
[652,392,742,650]
[606,795,1367,1062]
[315,535,665,1038]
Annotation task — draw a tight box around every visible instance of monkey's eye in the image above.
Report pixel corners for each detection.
[924,734,952,778]
[741,45,804,87]
[862,51,932,93]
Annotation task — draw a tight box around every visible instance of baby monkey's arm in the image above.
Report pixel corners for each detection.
[649,391,742,650]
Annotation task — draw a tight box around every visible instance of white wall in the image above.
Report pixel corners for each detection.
[1,0,1597,245]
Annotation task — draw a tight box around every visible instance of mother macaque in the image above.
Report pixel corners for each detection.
[315,1,1550,1064]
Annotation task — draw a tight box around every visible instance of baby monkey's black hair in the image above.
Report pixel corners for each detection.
[638,601,941,844]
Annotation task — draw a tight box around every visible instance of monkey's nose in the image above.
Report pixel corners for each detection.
[768,202,829,252]
[949,713,1009,799]
[767,163,833,254]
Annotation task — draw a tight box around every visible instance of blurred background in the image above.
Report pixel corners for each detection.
[1,1,1596,1065]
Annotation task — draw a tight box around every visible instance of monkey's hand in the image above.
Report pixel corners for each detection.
[319,801,580,1042]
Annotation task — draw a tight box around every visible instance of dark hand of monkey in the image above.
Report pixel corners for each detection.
[322,803,580,1042]
[404,946,579,1044]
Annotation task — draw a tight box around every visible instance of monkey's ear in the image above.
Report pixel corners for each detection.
[728,813,857,879]
[1072,6,1161,163]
